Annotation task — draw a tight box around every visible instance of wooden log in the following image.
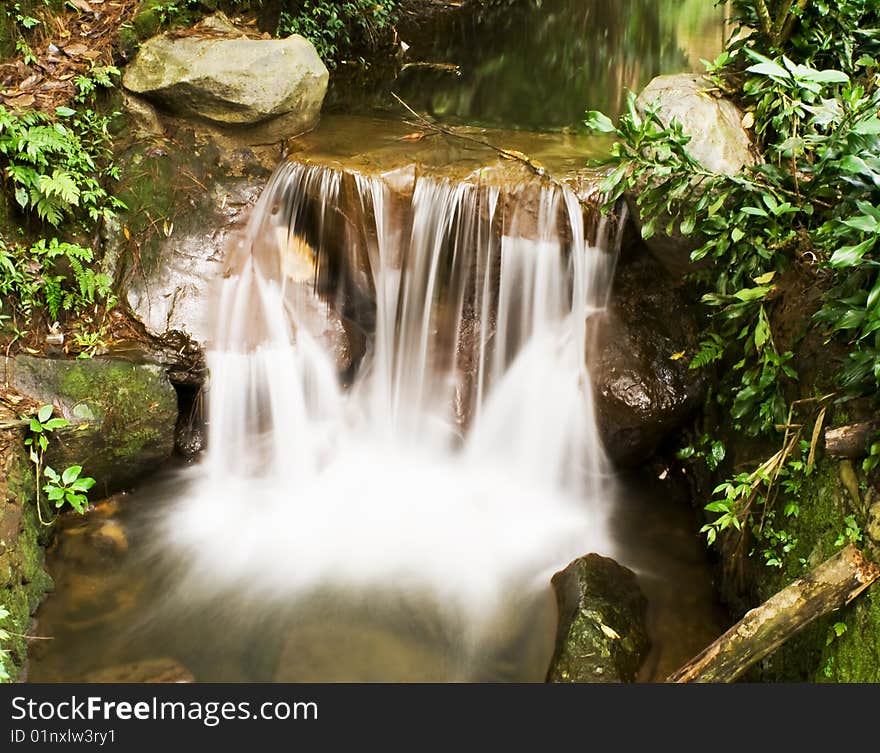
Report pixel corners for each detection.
[667,544,880,683]
[824,421,880,459]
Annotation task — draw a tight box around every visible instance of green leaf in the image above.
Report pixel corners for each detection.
[853,117,880,135]
[800,69,849,84]
[830,238,875,268]
[754,307,771,351]
[45,486,64,501]
[746,60,790,79]
[69,477,95,492]
[734,285,771,302]
[37,404,53,423]
[841,215,879,234]
[707,441,726,471]
[583,110,616,134]
[61,465,82,485]
[55,106,76,118]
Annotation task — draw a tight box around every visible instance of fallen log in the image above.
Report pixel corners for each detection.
[667,544,880,683]
[824,421,879,459]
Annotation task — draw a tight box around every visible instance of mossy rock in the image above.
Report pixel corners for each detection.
[718,455,880,682]
[3,355,178,493]
[0,427,53,682]
[546,554,649,683]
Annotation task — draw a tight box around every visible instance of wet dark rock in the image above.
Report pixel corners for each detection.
[547,553,649,683]
[84,658,194,683]
[3,355,178,492]
[592,254,706,465]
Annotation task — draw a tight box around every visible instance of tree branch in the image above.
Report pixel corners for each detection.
[668,544,880,683]
[753,0,777,43]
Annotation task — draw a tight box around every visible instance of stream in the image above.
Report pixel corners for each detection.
[27,0,731,683]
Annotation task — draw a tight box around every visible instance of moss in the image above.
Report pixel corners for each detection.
[8,355,178,492]
[132,7,162,40]
[815,584,880,682]
[747,457,878,682]
[547,554,649,683]
[54,359,177,466]
[0,433,53,682]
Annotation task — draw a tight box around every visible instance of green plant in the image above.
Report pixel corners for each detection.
[698,400,826,560]
[73,64,121,104]
[834,514,863,546]
[0,237,114,321]
[826,620,848,645]
[42,465,95,514]
[676,434,727,471]
[72,325,109,358]
[24,404,96,523]
[0,604,10,683]
[0,104,125,227]
[277,0,398,67]
[15,36,37,66]
[585,0,880,562]
[12,2,42,31]
[864,429,880,472]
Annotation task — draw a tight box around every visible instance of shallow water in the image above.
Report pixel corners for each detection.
[345,0,729,130]
[28,466,726,682]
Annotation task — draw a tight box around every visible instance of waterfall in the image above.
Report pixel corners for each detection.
[158,160,621,680]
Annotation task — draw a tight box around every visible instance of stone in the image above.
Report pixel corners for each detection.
[866,501,880,549]
[122,13,329,133]
[591,254,706,465]
[84,658,194,683]
[0,411,53,682]
[546,554,649,683]
[630,74,760,275]
[3,355,178,492]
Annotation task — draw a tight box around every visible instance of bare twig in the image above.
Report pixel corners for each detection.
[390,92,547,177]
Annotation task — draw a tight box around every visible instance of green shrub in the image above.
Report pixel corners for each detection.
[277,0,398,66]
[585,0,880,555]
[0,104,125,228]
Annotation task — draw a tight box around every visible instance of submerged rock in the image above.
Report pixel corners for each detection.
[84,658,194,683]
[630,73,759,275]
[547,554,649,683]
[3,355,178,492]
[592,254,706,465]
[122,13,328,133]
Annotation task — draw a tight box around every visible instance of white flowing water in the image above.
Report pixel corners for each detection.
[157,162,621,680]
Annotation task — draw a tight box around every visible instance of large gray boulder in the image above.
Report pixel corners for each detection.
[122,14,328,133]
[631,74,759,275]
[591,254,706,465]
[547,554,649,683]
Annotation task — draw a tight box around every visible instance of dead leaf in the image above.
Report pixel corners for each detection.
[63,42,89,57]
[742,111,755,130]
[669,351,686,361]
[7,93,35,108]
[68,0,95,12]
[19,73,40,90]
[401,132,426,141]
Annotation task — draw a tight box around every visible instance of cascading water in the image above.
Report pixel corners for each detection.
[156,160,622,681]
